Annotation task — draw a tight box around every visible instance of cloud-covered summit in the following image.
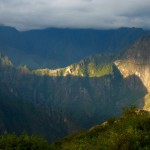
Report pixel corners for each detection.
[0,0,150,30]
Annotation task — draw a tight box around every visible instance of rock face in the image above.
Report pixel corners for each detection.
[0,53,147,138]
[115,35,150,111]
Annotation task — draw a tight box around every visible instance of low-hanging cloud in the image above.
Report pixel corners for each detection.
[0,0,150,30]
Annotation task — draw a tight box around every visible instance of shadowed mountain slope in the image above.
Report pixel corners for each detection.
[0,32,150,141]
[115,34,150,111]
[0,53,148,141]
[52,108,150,150]
[0,26,148,69]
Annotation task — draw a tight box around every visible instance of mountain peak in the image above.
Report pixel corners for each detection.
[33,54,115,77]
[122,34,150,64]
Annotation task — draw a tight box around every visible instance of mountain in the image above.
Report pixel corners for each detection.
[0,26,148,69]
[0,54,68,141]
[33,54,115,77]
[115,34,150,111]
[51,108,150,150]
[0,30,150,141]
[0,51,148,139]
[0,80,68,141]
[0,107,149,149]
[33,33,150,112]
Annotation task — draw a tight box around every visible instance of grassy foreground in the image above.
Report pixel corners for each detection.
[0,106,149,150]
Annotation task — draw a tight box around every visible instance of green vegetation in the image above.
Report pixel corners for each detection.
[87,63,113,77]
[33,55,114,77]
[0,107,149,150]
[0,132,50,150]
[0,53,148,143]
[52,107,150,150]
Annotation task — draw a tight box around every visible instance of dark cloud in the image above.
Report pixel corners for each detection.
[0,0,150,30]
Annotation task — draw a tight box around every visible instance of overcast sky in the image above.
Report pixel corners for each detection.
[0,0,150,30]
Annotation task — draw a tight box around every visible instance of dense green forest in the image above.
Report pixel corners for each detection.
[0,107,149,150]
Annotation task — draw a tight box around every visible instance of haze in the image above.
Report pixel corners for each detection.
[0,0,150,30]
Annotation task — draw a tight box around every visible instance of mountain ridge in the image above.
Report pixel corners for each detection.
[0,30,150,141]
[0,52,148,137]
[0,26,148,69]
[114,34,150,111]
[33,54,115,77]
[28,33,150,112]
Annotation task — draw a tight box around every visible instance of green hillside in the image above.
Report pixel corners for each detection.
[0,107,149,150]
[52,107,150,150]
[33,54,114,77]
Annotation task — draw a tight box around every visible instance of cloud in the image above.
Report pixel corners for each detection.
[0,0,150,30]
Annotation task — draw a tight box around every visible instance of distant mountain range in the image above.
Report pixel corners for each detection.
[0,26,150,141]
[0,26,148,69]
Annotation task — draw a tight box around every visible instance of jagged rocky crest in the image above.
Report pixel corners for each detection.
[115,34,150,111]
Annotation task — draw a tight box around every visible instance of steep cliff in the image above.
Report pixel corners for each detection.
[115,35,150,111]
[0,53,147,137]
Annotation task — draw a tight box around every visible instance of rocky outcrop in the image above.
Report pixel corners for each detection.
[115,35,150,111]
[33,54,114,77]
